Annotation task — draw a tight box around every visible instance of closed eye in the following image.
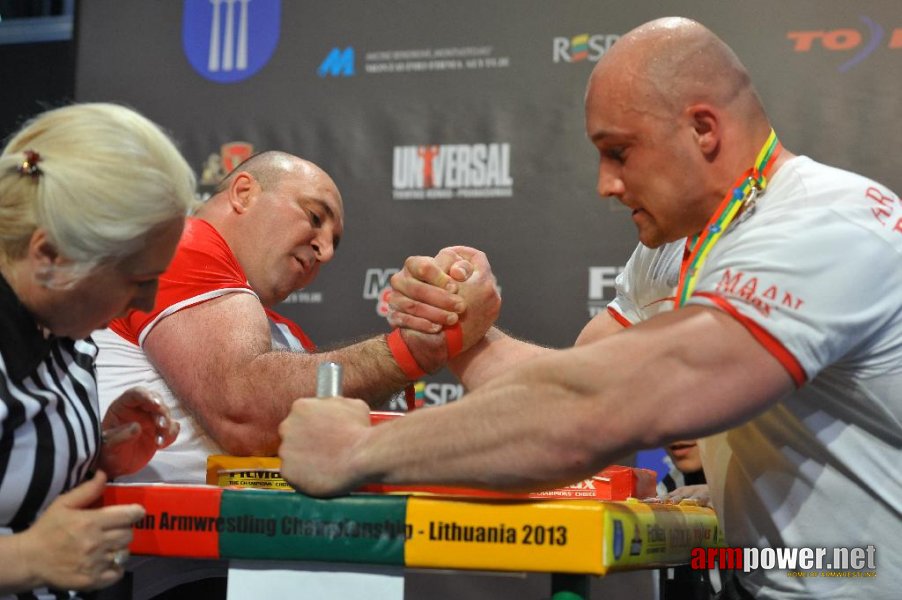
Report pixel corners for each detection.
[307,210,323,227]
[604,147,626,163]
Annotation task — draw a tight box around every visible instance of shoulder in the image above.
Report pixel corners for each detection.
[764,157,899,235]
[180,217,230,250]
[174,218,243,268]
[621,241,683,289]
[625,240,683,271]
[108,218,255,344]
[722,157,902,258]
[610,240,682,323]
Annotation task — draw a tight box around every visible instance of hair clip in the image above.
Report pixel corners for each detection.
[17,150,43,178]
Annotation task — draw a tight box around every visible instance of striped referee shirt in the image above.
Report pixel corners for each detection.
[0,274,101,600]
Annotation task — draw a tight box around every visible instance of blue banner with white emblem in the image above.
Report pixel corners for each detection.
[182,0,281,83]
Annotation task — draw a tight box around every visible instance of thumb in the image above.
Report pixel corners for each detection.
[57,470,108,509]
[448,260,473,282]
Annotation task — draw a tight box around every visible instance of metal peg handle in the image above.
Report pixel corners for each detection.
[316,362,343,398]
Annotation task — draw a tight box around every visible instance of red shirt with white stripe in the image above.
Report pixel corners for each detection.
[95,218,314,483]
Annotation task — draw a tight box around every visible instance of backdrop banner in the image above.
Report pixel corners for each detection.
[75,1,901,403]
[74,3,901,597]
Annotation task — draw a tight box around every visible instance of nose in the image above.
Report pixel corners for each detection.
[311,231,335,263]
[597,161,625,199]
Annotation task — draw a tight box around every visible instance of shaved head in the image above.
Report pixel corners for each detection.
[215,151,338,200]
[588,17,766,126]
[584,18,783,247]
[200,149,345,305]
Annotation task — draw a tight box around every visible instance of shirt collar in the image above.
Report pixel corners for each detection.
[0,272,54,382]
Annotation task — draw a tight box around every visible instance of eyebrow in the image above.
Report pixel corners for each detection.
[311,198,336,221]
[589,130,609,143]
[589,129,631,144]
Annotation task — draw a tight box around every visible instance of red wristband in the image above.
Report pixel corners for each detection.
[387,329,427,380]
[444,323,463,358]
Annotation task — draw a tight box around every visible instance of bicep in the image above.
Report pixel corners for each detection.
[143,293,272,409]
[575,310,627,346]
[568,306,795,447]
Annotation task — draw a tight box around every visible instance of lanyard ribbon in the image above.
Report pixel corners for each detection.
[674,129,782,308]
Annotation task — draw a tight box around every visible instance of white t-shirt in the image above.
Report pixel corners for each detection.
[607,239,682,325]
[610,157,901,599]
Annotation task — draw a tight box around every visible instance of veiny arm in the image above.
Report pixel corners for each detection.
[452,307,628,390]
[279,306,794,496]
[144,292,417,456]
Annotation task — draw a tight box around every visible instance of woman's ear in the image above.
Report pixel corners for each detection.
[28,229,68,284]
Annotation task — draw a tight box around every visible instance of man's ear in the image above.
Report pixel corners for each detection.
[686,104,720,159]
[228,172,258,214]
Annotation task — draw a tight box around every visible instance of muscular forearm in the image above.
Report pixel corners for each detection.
[194,335,409,455]
[336,308,793,493]
[450,327,555,390]
[350,351,630,491]
[316,336,410,402]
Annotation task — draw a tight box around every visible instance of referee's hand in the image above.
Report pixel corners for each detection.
[98,387,180,478]
[12,471,143,592]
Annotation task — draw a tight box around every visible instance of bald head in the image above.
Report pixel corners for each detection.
[584,18,784,247]
[588,17,766,125]
[200,150,345,305]
[215,151,338,199]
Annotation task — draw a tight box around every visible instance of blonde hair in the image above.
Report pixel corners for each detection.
[0,103,197,276]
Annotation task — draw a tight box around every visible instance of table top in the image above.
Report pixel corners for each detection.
[104,484,719,576]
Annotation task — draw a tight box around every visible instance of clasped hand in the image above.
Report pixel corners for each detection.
[387,246,501,361]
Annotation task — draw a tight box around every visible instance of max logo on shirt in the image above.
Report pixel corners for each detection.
[715,269,804,317]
